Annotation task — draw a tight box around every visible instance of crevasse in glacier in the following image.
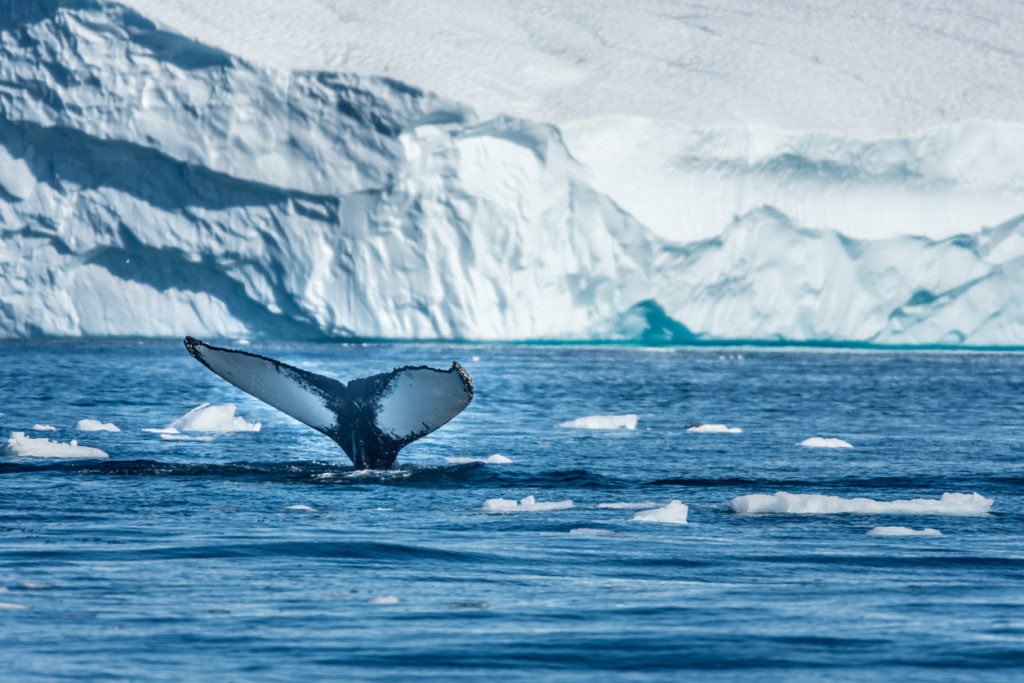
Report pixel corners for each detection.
[1,1,1023,345]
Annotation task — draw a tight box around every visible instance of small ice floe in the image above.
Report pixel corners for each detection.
[632,500,689,524]
[167,403,261,433]
[798,437,853,448]
[867,526,942,536]
[4,432,108,459]
[159,434,215,442]
[729,492,992,516]
[445,454,512,464]
[76,419,120,432]
[471,355,481,362]
[482,495,574,513]
[686,423,742,434]
[598,502,660,510]
[30,424,56,431]
[557,414,638,430]
[369,595,400,605]
[142,428,177,434]
[280,504,318,513]
[569,528,619,537]
[235,339,252,346]
[0,602,31,610]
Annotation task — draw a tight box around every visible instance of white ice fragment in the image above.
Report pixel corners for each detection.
[632,500,689,524]
[569,528,618,536]
[280,504,317,513]
[867,526,943,536]
[730,492,992,516]
[598,502,661,510]
[482,495,574,513]
[168,403,261,433]
[19,582,54,590]
[3,432,108,459]
[142,428,179,434]
[687,423,742,434]
[30,425,56,431]
[76,419,120,432]
[369,595,400,605]
[799,437,853,448]
[446,454,512,464]
[160,433,215,442]
[0,602,31,610]
[557,414,638,430]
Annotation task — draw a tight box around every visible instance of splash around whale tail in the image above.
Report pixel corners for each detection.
[183,337,473,469]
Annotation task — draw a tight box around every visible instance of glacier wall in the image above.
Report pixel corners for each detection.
[2,1,1024,345]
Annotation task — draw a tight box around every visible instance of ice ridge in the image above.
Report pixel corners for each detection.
[2,2,1024,346]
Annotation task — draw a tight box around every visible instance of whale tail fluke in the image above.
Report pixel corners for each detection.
[183,337,473,469]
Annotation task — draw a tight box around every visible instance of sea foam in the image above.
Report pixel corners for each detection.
[632,500,689,524]
[729,492,992,516]
[482,495,574,514]
[3,432,109,459]
[557,414,638,430]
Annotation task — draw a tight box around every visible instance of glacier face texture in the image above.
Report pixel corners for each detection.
[2,1,1024,345]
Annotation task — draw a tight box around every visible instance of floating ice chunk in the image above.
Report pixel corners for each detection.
[598,502,660,509]
[369,595,399,605]
[569,528,619,536]
[482,495,574,513]
[281,504,317,513]
[445,454,512,464]
[557,414,638,430]
[730,492,992,516]
[686,423,742,434]
[142,428,178,434]
[632,500,689,524]
[799,437,853,448]
[167,403,261,433]
[0,602,31,610]
[867,526,942,536]
[4,432,108,459]
[160,433,215,442]
[30,424,56,431]
[76,419,120,432]
[19,582,54,590]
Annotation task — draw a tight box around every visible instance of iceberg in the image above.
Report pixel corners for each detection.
[1,3,1023,346]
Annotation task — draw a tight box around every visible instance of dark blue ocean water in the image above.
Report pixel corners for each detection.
[2,341,1023,680]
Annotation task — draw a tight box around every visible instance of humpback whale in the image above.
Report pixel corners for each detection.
[183,337,473,469]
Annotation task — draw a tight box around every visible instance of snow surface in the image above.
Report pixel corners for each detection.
[687,424,742,434]
[632,500,689,525]
[166,404,261,433]
[2,2,1024,345]
[117,0,1024,136]
[799,438,854,449]
[76,419,120,432]
[730,492,992,516]
[558,415,638,430]
[3,432,109,460]
[482,495,574,514]
[867,526,943,536]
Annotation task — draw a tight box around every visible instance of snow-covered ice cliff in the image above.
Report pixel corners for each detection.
[2,0,1024,344]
